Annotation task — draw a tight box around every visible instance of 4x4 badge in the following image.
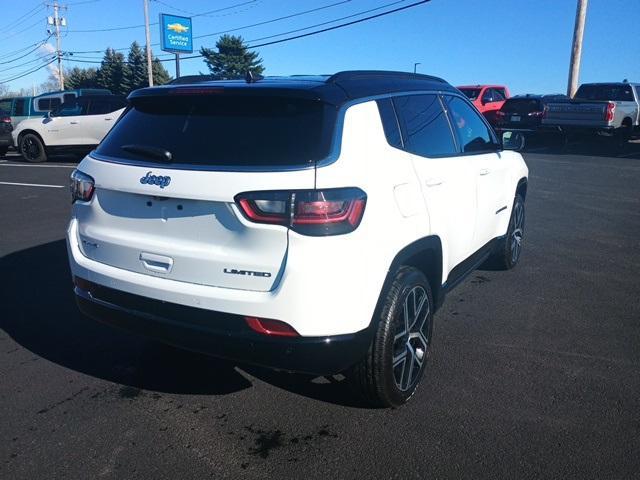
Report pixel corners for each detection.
[140,172,171,189]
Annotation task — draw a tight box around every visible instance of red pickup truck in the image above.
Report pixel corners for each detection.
[457,85,510,117]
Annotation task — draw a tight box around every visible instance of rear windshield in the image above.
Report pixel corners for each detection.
[96,94,336,167]
[459,88,481,100]
[574,84,634,101]
[501,98,541,114]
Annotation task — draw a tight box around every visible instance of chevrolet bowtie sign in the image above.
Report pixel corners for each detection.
[160,13,193,54]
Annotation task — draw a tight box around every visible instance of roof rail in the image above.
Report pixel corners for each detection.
[326,70,447,85]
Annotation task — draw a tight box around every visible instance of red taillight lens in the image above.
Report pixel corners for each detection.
[0,116,11,123]
[605,102,616,122]
[245,316,299,337]
[235,187,366,236]
[70,169,95,203]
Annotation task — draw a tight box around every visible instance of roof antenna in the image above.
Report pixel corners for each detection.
[245,70,263,83]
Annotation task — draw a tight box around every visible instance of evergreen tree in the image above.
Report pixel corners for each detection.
[96,48,127,95]
[200,35,264,80]
[151,57,171,85]
[65,67,98,90]
[123,41,147,92]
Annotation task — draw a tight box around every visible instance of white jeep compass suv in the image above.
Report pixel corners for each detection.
[67,71,528,407]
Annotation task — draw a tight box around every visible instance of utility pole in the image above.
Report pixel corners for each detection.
[49,2,66,90]
[143,0,154,86]
[413,62,421,74]
[567,0,588,97]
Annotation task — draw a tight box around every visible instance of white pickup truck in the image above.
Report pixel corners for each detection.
[542,82,640,143]
[13,95,127,162]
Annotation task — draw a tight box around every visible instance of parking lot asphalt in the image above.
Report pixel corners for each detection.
[1,144,639,479]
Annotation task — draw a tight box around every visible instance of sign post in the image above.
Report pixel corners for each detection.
[159,13,193,79]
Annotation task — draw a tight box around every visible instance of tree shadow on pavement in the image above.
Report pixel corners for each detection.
[0,239,370,407]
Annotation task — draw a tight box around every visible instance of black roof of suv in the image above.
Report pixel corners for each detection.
[132,70,458,106]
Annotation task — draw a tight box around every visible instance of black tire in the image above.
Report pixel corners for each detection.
[0,146,7,157]
[351,266,434,408]
[487,194,525,270]
[20,133,47,163]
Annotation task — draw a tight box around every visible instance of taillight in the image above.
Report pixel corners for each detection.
[70,169,95,203]
[604,102,616,122]
[245,316,299,337]
[495,110,506,117]
[235,187,366,236]
[0,116,11,123]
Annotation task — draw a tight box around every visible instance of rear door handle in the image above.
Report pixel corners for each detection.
[70,121,79,125]
[140,252,174,273]
[425,178,443,187]
[479,168,490,176]
[104,118,112,121]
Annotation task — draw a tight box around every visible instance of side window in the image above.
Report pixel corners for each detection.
[393,94,457,157]
[376,98,402,149]
[14,99,26,116]
[55,100,88,117]
[481,88,494,103]
[493,88,506,101]
[0,99,11,113]
[37,98,62,112]
[444,96,496,153]
[88,100,119,115]
[63,93,76,104]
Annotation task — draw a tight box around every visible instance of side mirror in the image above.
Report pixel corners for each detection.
[501,130,525,151]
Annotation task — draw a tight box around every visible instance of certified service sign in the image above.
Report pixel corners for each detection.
[160,13,193,54]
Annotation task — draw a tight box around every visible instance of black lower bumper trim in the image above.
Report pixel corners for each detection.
[74,281,373,375]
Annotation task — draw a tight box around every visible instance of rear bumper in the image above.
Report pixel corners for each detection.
[540,124,616,135]
[74,280,373,375]
[0,133,12,147]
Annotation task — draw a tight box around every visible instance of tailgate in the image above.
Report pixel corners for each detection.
[74,158,315,292]
[543,102,607,127]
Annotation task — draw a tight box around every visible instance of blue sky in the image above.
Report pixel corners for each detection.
[1,0,639,95]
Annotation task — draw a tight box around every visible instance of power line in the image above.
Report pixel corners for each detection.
[193,0,353,40]
[152,0,260,19]
[0,37,50,60]
[67,0,354,53]
[0,38,51,65]
[0,54,55,73]
[64,0,431,65]
[0,2,46,31]
[0,16,46,42]
[0,57,56,85]
[65,0,262,33]
[243,0,408,45]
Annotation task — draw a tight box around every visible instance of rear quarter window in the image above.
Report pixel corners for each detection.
[96,95,337,168]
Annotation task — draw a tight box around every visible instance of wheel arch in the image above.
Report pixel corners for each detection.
[372,236,445,328]
[516,177,528,200]
[18,129,46,148]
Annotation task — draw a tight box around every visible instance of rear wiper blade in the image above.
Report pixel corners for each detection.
[121,144,172,162]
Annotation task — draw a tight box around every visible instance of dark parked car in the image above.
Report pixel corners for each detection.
[491,94,568,148]
[0,109,13,157]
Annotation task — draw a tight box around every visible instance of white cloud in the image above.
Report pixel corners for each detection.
[38,43,60,81]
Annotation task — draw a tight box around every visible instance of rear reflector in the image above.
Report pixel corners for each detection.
[235,187,366,236]
[245,316,299,337]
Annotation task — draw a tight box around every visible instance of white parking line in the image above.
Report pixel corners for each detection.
[0,163,76,168]
[0,181,65,188]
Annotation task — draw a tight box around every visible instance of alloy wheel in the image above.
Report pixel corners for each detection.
[511,201,524,263]
[392,285,430,392]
